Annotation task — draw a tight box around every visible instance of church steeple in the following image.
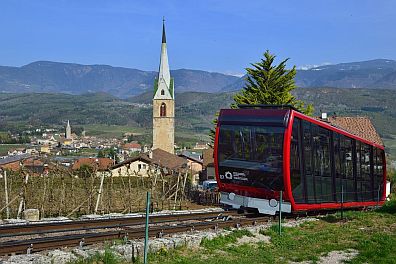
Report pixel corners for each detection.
[154,19,173,100]
[152,19,175,154]
[162,18,166,43]
[65,120,71,139]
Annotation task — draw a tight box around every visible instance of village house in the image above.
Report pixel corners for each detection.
[201,148,215,182]
[22,157,48,175]
[109,148,187,177]
[178,150,203,185]
[0,154,31,172]
[179,150,203,172]
[194,142,209,150]
[121,142,142,155]
[110,155,151,177]
[7,147,27,156]
[71,157,114,177]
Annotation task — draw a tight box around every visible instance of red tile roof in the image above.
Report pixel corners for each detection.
[23,158,44,167]
[150,148,187,170]
[320,116,383,146]
[123,142,141,150]
[72,158,114,171]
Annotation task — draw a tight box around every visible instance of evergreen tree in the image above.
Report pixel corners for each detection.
[210,50,313,143]
[232,50,313,113]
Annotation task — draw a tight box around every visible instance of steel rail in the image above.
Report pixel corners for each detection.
[0,215,267,255]
[0,210,235,238]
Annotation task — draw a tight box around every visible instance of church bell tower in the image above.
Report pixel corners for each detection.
[152,20,175,154]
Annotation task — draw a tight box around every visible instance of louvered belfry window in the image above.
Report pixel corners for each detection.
[160,103,166,117]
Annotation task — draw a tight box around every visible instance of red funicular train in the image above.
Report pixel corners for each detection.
[214,105,386,215]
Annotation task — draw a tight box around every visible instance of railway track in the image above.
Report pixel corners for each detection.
[0,210,235,238]
[0,210,268,255]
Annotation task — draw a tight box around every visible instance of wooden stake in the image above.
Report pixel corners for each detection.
[4,170,10,219]
[17,173,29,219]
[95,172,105,214]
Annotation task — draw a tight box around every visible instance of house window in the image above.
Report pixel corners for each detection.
[142,164,146,169]
[161,89,165,95]
[138,164,142,170]
[160,103,166,117]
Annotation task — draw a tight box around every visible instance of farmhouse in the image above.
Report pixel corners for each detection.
[109,148,187,177]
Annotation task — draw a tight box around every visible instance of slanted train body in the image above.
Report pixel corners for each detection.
[214,107,386,215]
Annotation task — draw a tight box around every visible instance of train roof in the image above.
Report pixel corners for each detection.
[218,105,384,148]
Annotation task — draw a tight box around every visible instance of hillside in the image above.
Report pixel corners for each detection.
[295,59,396,89]
[0,61,238,98]
[221,59,396,92]
[2,59,396,97]
[1,88,396,156]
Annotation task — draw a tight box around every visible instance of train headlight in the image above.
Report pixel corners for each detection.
[228,192,235,201]
[269,199,278,207]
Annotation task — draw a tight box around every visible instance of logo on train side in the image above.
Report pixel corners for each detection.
[220,171,248,181]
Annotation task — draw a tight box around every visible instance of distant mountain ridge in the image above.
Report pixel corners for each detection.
[1,59,396,97]
[294,59,396,89]
[0,61,239,98]
[221,59,396,92]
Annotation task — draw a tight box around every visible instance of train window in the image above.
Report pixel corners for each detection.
[303,122,312,174]
[290,118,304,203]
[302,121,315,203]
[362,144,373,201]
[312,125,333,203]
[373,148,384,201]
[341,136,355,202]
[355,142,372,201]
[217,124,284,191]
[355,141,363,201]
[333,134,342,202]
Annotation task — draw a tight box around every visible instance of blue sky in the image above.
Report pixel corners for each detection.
[0,0,395,75]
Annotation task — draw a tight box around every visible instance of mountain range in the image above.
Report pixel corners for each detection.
[1,59,396,97]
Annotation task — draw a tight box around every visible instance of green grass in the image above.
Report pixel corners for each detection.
[148,200,396,264]
[200,229,254,250]
[68,248,126,264]
[84,124,147,138]
[383,135,396,160]
[65,199,396,264]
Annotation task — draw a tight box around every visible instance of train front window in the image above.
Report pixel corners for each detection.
[217,125,284,191]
